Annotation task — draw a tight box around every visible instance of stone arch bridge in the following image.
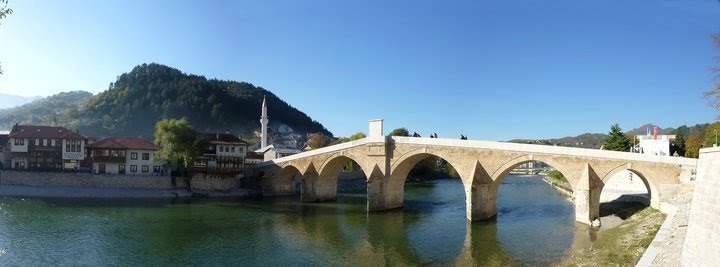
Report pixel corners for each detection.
[255,120,696,225]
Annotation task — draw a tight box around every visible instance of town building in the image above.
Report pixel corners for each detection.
[86,137,165,175]
[633,134,676,156]
[8,125,87,171]
[193,132,249,174]
[255,96,302,161]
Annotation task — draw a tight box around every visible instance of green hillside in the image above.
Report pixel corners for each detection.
[0,63,331,144]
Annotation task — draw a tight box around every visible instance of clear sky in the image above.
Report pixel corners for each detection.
[1,0,719,140]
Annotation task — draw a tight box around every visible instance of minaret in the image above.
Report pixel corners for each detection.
[260,96,269,148]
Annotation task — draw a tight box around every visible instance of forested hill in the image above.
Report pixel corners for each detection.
[0,63,331,142]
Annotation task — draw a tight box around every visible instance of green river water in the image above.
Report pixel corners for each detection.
[0,174,592,266]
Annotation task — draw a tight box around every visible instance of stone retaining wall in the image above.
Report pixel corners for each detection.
[681,146,720,266]
[0,170,173,189]
[190,174,241,191]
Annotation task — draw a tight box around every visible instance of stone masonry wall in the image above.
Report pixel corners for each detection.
[190,173,241,191]
[0,170,173,189]
[682,146,720,266]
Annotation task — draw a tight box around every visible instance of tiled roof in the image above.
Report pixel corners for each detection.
[8,125,86,139]
[87,137,158,150]
[200,132,249,145]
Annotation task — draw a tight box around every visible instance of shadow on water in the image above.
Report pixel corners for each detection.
[599,200,648,220]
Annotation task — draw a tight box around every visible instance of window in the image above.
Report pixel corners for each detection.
[218,146,224,153]
[130,152,138,160]
[119,150,126,157]
[14,138,18,145]
[30,139,36,146]
[225,146,230,153]
[66,140,70,152]
[119,164,126,174]
[130,165,137,172]
[142,153,149,160]
[231,147,235,153]
[142,165,149,173]
[153,166,160,173]
[238,147,244,154]
[20,139,24,145]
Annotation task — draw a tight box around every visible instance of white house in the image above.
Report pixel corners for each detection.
[635,135,675,156]
[86,137,165,176]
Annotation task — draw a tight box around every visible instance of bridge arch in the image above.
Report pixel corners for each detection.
[278,164,302,193]
[318,153,372,181]
[490,155,578,190]
[387,149,466,210]
[602,165,658,208]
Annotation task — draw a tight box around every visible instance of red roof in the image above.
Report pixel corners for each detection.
[8,125,86,139]
[86,137,158,150]
[200,132,249,146]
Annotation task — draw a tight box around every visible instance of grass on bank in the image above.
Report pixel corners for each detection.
[560,205,666,266]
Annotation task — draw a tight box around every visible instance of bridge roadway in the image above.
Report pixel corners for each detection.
[255,120,697,225]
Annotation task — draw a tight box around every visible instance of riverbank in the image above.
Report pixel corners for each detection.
[0,184,256,199]
[560,205,665,266]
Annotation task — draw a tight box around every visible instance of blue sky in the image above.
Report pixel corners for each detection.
[0,0,719,140]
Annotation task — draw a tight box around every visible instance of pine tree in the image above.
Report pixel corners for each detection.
[674,129,686,156]
[603,124,630,152]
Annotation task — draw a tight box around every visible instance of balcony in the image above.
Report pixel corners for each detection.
[28,144,62,152]
[90,156,126,163]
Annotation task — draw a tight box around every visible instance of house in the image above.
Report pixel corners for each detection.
[193,132,249,174]
[633,135,675,156]
[8,125,87,171]
[256,144,302,161]
[86,137,165,175]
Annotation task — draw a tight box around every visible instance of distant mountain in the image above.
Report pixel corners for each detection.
[0,93,42,110]
[0,63,331,148]
[0,91,93,130]
[625,124,676,136]
[508,123,713,149]
[508,133,607,149]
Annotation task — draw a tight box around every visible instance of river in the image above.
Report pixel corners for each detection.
[0,174,592,265]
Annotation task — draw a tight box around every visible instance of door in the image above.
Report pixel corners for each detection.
[119,164,125,175]
[99,164,106,174]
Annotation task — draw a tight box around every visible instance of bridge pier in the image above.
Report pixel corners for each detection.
[261,172,295,196]
[466,183,497,221]
[574,164,602,225]
[300,165,338,202]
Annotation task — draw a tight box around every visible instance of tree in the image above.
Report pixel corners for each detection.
[703,122,720,148]
[307,133,330,149]
[603,123,630,152]
[686,135,702,158]
[349,132,366,140]
[674,129,686,156]
[388,127,409,137]
[0,0,12,74]
[705,35,720,112]
[153,118,207,177]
